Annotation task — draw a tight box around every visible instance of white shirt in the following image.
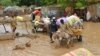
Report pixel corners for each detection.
[42,17,50,24]
[86,11,91,21]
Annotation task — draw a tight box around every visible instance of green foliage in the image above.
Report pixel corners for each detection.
[11,0,20,5]
[75,0,88,9]
[11,0,35,6]
[57,0,88,9]
[18,0,32,6]
[0,0,95,8]
[40,0,57,6]
[59,0,72,9]
[11,0,38,6]
[0,0,13,6]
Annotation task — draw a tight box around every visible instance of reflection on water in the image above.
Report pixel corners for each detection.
[0,22,100,56]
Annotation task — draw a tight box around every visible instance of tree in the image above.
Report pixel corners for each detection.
[11,0,35,6]
[75,0,87,9]
[0,0,96,7]
[56,0,88,9]
[11,0,20,5]
[0,0,13,6]
[40,0,57,6]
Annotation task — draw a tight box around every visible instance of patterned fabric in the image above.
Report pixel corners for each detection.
[56,17,67,26]
[66,15,80,26]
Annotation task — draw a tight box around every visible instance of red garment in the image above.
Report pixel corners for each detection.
[33,10,41,16]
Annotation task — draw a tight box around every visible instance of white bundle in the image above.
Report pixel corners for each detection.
[42,17,50,24]
[86,11,91,21]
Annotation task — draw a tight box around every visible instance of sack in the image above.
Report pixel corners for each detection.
[72,28,82,35]
[16,16,24,22]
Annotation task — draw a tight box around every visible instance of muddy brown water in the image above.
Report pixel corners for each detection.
[0,22,100,56]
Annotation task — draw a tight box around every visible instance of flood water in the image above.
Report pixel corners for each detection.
[0,22,100,56]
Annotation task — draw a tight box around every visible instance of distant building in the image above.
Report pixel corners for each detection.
[88,3,100,17]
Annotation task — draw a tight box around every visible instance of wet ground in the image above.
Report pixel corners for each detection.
[0,22,100,56]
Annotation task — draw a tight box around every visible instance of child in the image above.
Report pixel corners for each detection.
[49,18,58,43]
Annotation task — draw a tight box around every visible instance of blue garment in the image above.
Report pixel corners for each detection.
[49,20,58,33]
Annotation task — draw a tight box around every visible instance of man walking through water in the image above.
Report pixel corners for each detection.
[49,17,58,43]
